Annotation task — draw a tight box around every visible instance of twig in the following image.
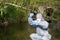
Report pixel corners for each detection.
[5,3,30,11]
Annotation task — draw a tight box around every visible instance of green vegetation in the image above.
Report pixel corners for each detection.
[0,0,60,40]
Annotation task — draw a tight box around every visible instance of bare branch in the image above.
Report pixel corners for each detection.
[0,2,31,11]
[5,3,31,11]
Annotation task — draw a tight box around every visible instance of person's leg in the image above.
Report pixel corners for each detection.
[30,33,42,40]
[30,33,37,40]
[41,34,51,40]
[46,33,51,40]
[41,36,49,40]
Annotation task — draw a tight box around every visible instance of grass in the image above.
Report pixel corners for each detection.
[0,22,60,40]
[0,22,35,40]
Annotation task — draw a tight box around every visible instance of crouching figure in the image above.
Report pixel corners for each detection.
[28,13,51,40]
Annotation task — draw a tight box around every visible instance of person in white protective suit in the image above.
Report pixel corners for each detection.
[28,13,51,40]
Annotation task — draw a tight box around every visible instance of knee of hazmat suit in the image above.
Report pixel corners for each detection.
[30,33,42,40]
[41,34,51,40]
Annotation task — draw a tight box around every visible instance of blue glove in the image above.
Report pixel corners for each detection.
[31,24,37,27]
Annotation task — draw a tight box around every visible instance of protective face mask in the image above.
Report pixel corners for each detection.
[37,19,41,21]
[36,19,42,25]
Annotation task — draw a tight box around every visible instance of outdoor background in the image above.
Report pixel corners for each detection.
[0,0,60,40]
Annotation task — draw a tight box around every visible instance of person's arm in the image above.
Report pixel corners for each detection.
[28,13,39,27]
[39,21,49,29]
[28,13,34,25]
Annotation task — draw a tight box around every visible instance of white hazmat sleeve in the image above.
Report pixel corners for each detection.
[28,13,34,25]
[39,21,49,29]
[28,13,39,25]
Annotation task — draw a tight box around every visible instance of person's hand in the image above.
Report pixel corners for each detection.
[29,13,34,18]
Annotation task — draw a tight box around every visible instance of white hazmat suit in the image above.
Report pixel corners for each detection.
[28,13,51,40]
